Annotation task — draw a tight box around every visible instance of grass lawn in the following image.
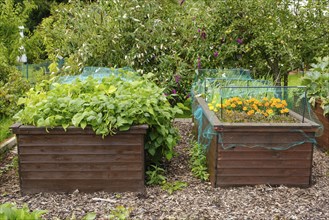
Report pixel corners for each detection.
[0,117,14,143]
[288,73,303,86]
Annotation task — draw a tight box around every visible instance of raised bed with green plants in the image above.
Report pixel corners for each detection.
[301,57,329,150]
[12,72,182,193]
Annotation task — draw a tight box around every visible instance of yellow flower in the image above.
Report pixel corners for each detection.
[275,104,282,109]
[216,103,222,108]
[243,106,248,111]
[247,110,255,116]
[231,103,236,108]
[281,108,289,113]
[266,109,274,115]
[209,105,214,111]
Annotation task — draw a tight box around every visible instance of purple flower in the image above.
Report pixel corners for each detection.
[197,57,201,69]
[172,89,177,94]
[201,30,206,40]
[198,29,201,33]
[214,51,219,58]
[180,0,185,6]
[236,38,243,44]
[175,75,181,83]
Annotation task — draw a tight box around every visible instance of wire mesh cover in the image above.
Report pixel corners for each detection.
[55,66,137,84]
[191,71,323,151]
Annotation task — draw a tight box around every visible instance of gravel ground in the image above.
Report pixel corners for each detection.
[1,121,329,219]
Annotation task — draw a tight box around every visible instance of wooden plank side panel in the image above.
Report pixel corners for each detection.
[15,127,146,193]
[218,150,312,160]
[216,143,313,187]
[13,124,148,135]
[21,179,145,193]
[220,131,316,144]
[217,168,310,177]
[19,145,142,155]
[18,134,143,146]
[19,154,142,163]
[219,143,312,151]
[217,159,312,168]
[216,176,310,187]
[20,162,143,171]
[20,171,143,180]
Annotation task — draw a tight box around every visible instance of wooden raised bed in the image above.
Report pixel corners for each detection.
[11,124,148,194]
[313,100,329,150]
[193,96,319,187]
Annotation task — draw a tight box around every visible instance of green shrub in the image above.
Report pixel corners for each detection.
[0,65,30,117]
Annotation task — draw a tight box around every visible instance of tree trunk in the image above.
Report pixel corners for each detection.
[283,71,288,86]
[267,58,281,86]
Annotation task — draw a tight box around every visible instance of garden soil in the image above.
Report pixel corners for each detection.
[1,121,329,219]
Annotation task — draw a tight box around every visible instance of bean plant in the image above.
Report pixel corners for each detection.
[14,72,182,163]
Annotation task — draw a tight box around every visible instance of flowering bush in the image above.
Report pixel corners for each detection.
[208,96,294,123]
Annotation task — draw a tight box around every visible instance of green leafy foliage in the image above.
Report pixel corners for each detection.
[108,206,131,220]
[0,68,30,117]
[0,117,14,143]
[161,181,188,195]
[27,0,328,105]
[146,165,167,185]
[0,203,47,220]
[14,73,182,162]
[301,56,329,116]
[189,141,209,181]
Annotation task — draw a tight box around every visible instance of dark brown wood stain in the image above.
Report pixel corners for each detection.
[194,97,319,187]
[11,124,148,194]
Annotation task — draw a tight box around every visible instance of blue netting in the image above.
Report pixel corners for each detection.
[56,67,137,84]
[191,70,323,151]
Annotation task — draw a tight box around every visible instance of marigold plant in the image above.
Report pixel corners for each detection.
[208,96,289,118]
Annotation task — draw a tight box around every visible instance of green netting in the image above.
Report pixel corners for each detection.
[56,67,137,84]
[192,76,323,151]
[192,68,253,100]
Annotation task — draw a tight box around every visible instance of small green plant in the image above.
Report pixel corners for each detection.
[189,141,209,181]
[161,181,188,195]
[60,212,96,220]
[108,205,131,220]
[146,165,167,185]
[0,156,18,178]
[0,203,48,220]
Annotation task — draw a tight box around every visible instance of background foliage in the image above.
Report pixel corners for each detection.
[0,0,328,115]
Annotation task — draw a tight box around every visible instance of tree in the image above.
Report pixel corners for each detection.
[207,0,329,85]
